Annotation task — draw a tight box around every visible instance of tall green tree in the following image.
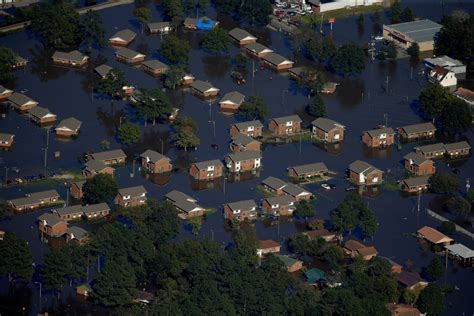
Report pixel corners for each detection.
[426,256,443,280]
[440,97,471,135]
[83,173,119,204]
[429,172,459,194]
[133,7,152,34]
[214,0,240,13]
[331,44,366,77]
[159,35,191,65]
[241,0,273,25]
[401,6,415,22]
[419,84,451,119]
[330,203,356,235]
[42,246,71,292]
[0,46,18,82]
[118,122,141,145]
[294,200,315,219]
[390,0,401,23]
[95,68,129,98]
[164,65,185,89]
[358,206,378,239]
[357,14,364,28]
[0,232,33,282]
[237,96,268,121]
[417,284,444,315]
[445,196,471,217]
[307,95,326,117]
[135,88,173,125]
[201,27,231,53]
[162,0,185,27]
[407,43,420,59]
[80,10,106,50]
[173,116,200,151]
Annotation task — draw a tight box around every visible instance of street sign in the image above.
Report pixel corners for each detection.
[328,18,335,24]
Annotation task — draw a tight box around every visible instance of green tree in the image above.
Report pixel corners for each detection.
[419,84,451,119]
[201,27,231,53]
[401,6,415,22]
[384,42,397,59]
[358,206,378,239]
[234,53,249,68]
[323,244,345,269]
[173,116,200,151]
[135,88,173,125]
[390,0,401,23]
[357,14,364,28]
[440,97,471,135]
[92,256,137,306]
[330,202,356,235]
[438,221,456,234]
[95,68,129,98]
[162,0,184,27]
[294,200,315,219]
[83,173,119,204]
[133,7,152,34]
[241,0,272,25]
[445,196,471,217]
[118,122,141,145]
[426,256,443,280]
[429,172,459,194]
[0,46,18,82]
[467,188,474,202]
[294,29,336,63]
[0,232,33,282]
[403,287,421,305]
[417,284,444,315]
[331,44,366,77]
[407,43,420,59]
[164,65,185,89]
[159,35,191,65]
[237,96,268,121]
[287,234,325,258]
[307,95,326,117]
[214,0,240,13]
[42,246,70,292]
[80,10,106,50]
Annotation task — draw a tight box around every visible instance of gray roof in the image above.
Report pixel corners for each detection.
[399,122,436,134]
[228,28,256,41]
[424,55,464,68]
[384,19,442,43]
[365,127,395,138]
[56,117,82,131]
[0,133,14,143]
[7,92,36,106]
[262,52,293,66]
[193,159,223,170]
[38,213,64,226]
[165,190,196,203]
[16,55,27,64]
[84,160,108,172]
[282,183,310,197]
[30,190,60,200]
[445,243,474,259]
[173,198,203,214]
[52,50,87,63]
[0,85,12,94]
[262,176,287,190]
[312,117,344,132]
[147,21,171,31]
[220,91,245,105]
[184,17,198,26]
[401,175,431,187]
[290,162,328,175]
[416,143,445,154]
[289,66,305,76]
[191,80,218,93]
[115,47,145,59]
[444,141,471,152]
[94,64,113,78]
[234,120,263,130]
[142,59,169,70]
[110,29,136,42]
[226,199,257,211]
[231,133,258,146]
[119,185,147,197]
[227,150,261,162]
[66,226,88,240]
[265,195,294,206]
[349,160,379,174]
[244,42,273,54]
[404,152,430,165]
[272,114,302,125]
[91,149,126,161]
[29,106,55,119]
[82,203,110,214]
[140,149,170,163]
[55,205,83,216]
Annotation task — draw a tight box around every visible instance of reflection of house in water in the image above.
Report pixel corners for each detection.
[190,177,221,191]
[143,171,172,186]
[361,143,394,159]
[226,170,260,183]
[313,140,344,155]
[355,185,383,198]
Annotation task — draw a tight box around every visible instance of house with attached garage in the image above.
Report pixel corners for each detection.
[147,21,173,34]
[0,133,15,148]
[397,122,436,142]
[142,60,169,77]
[262,52,294,71]
[362,127,395,148]
[7,92,38,112]
[89,149,127,165]
[400,175,431,193]
[82,160,115,179]
[38,213,68,237]
[403,152,435,176]
[165,190,205,218]
[94,64,113,79]
[225,151,262,173]
[262,195,295,217]
[109,29,136,46]
[230,120,263,138]
[224,199,258,221]
[116,186,148,208]
[189,159,224,180]
[52,50,89,67]
[28,106,57,125]
[311,117,345,143]
[348,160,383,186]
[288,162,329,179]
[219,91,245,112]
[268,115,302,135]
[229,134,261,153]
[55,117,82,137]
[115,47,146,64]
[0,85,13,101]
[243,42,273,58]
[228,28,257,46]
[140,150,173,174]
[190,80,220,98]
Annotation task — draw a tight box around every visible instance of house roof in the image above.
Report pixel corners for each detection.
[305,268,326,283]
[7,92,36,106]
[244,42,273,54]
[358,246,378,257]
[173,198,203,213]
[444,141,471,152]
[0,85,12,95]
[344,239,366,251]
[56,117,82,131]
[94,64,113,78]
[258,239,280,249]
[416,143,445,154]
[38,213,65,226]
[140,149,170,163]
[282,183,311,197]
[454,87,474,104]
[303,229,335,239]
[228,28,256,41]
[233,120,263,130]
[184,17,198,26]
[147,21,170,30]
[262,52,293,66]
[445,243,474,259]
[348,160,380,175]
[55,205,83,216]
[231,133,259,146]
[271,114,302,125]
[265,194,294,206]
[30,190,60,200]
[397,271,426,288]
[52,50,87,63]
[115,47,145,59]
[384,19,442,43]
[262,176,287,190]
[142,59,169,70]
[398,122,436,134]
[84,160,108,172]
[134,290,155,303]
[401,175,431,188]
[193,159,223,170]
[311,117,344,132]
[118,185,147,197]
[227,199,256,212]
[424,55,464,68]
[289,162,328,175]
[288,66,305,77]
[365,127,395,138]
[275,254,300,268]
[227,150,262,162]
[403,152,430,165]
[191,80,219,93]
[29,106,55,119]
[417,226,453,244]
[91,149,126,161]
[0,133,14,143]
[431,65,449,77]
[110,29,136,42]
[82,203,110,214]
[66,226,88,240]
[385,303,422,316]
[220,91,245,105]
[165,190,196,203]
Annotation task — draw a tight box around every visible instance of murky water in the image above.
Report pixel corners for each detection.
[1,1,473,315]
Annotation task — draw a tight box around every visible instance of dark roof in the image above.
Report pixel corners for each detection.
[147,21,171,31]
[0,85,12,94]
[416,143,445,154]
[7,92,36,106]
[401,175,431,187]
[66,226,88,240]
[282,183,311,197]
[55,205,83,216]
[231,133,258,146]
[29,106,55,119]
[115,47,145,59]
[91,149,126,161]
[275,255,300,268]
[403,152,430,165]
[399,122,436,134]
[228,28,256,41]
[193,159,223,170]
[305,268,326,283]
[265,195,294,206]
[233,120,263,130]
[94,64,113,78]
[191,80,218,93]
[271,114,302,125]
[289,162,328,175]
[165,190,196,203]
[0,133,14,143]
[348,160,379,174]
[289,66,305,76]
[82,203,110,214]
[365,127,395,138]
[226,199,257,211]
[118,186,147,197]
[173,198,203,213]
[184,17,198,26]
[110,29,136,42]
[303,229,335,239]
[344,239,366,251]
[220,91,245,105]
[56,117,82,131]
[142,59,169,70]
[397,271,426,288]
[140,149,170,163]
[262,176,287,190]
[244,42,273,54]
[444,141,471,152]
[52,50,87,63]
[38,213,65,226]
[311,117,344,132]
[227,150,262,162]
[262,52,293,66]
[84,160,108,172]
[30,190,60,200]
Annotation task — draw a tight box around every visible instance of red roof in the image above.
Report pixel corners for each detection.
[258,239,280,249]
[454,87,474,103]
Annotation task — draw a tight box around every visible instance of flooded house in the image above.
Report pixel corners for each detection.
[190,80,220,98]
[362,127,395,148]
[0,133,15,148]
[257,239,281,257]
[415,143,445,159]
[228,28,257,46]
[219,91,245,112]
[311,118,345,143]
[261,52,294,71]
[165,190,204,218]
[82,203,110,219]
[52,50,89,67]
[230,120,263,138]
[424,55,466,79]
[0,85,13,101]
[65,226,89,245]
[13,55,28,69]
[55,117,82,137]
[397,122,436,142]
[180,73,195,86]
[275,255,303,273]
[288,162,329,180]
[94,64,113,79]
[385,303,422,316]
[28,106,57,125]
[140,149,172,174]
[225,151,262,173]
[70,180,85,200]
[268,115,302,135]
[417,226,454,247]
[115,47,146,64]
[82,160,115,179]
[109,28,136,46]
[89,149,127,165]
[288,67,306,80]
[223,199,258,221]
[9,189,61,211]
[454,87,474,107]
[403,152,435,176]
[445,244,474,267]
[444,141,471,158]
[116,186,148,208]
[281,183,312,201]
[6,92,38,112]
[428,66,457,89]
[38,213,68,237]
[321,82,339,94]
[261,176,287,195]
[147,21,173,34]
[229,134,261,153]
[189,159,224,180]
[348,160,383,186]
[343,239,378,261]
[55,205,84,221]
[303,229,338,243]
[243,42,273,58]
[396,272,429,290]
[141,59,169,77]
[400,175,431,193]
[183,17,198,30]
[262,195,295,217]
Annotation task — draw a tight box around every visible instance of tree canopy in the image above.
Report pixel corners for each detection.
[0,232,33,283]
[173,116,200,151]
[95,68,129,98]
[425,256,443,280]
[429,172,459,194]
[164,65,186,89]
[201,27,231,53]
[331,44,366,77]
[294,200,315,219]
[445,196,471,217]
[237,96,268,121]
[162,0,185,27]
[159,35,191,65]
[83,173,119,204]
[0,46,18,82]
[417,284,444,315]
[241,0,273,25]
[292,28,336,63]
[80,10,106,50]
[389,0,401,23]
[307,95,326,117]
[118,122,141,145]
[134,88,173,125]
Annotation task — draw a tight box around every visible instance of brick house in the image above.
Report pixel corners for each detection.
[415,143,445,159]
[403,152,436,176]
[190,80,220,98]
[28,106,57,125]
[89,149,127,165]
[223,199,258,221]
[52,50,89,67]
[262,195,295,217]
[116,186,147,208]
[115,47,146,64]
[282,183,312,201]
[230,120,263,138]
[225,151,262,173]
[228,28,257,45]
[0,133,15,148]
[397,122,436,142]
[109,29,136,46]
[229,134,261,153]
[55,117,82,137]
[311,117,345,143]
[65,226,89,245]
[268,115,302,135]
[257,239,281,257]
[261,176,287,195]
[444,141,471,158]
[38,213,68,237]
[82,203,110,219]
[348,160,383,186]
[400,175,431,193]
[243,42,273,58]
[140,150,173,174]
[55,205,84,221]
[70,181,85,200]
[262,52,294,71]
[362,127,395,148]
[9,190,61,211]
[189,159,224,180]
[343,239,378,261]
[0,85,13,101]
[82,160,115,179]
[142,60,169,77]
[165,190,204,219]
[6,92,38,112]
[219,91,245,112]
[288,162,328,179]
[276,255,303,273]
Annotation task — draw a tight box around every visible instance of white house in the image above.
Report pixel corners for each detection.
[429,66,457,89]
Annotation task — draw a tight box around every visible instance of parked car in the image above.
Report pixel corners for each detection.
[374,36,384,41]
[321,183,331,190]
[345,186,356,192]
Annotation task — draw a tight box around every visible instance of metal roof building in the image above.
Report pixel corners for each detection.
[383,19,442,52]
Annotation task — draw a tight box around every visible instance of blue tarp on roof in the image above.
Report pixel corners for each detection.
[305,268,326,284]
[197,17,216,31]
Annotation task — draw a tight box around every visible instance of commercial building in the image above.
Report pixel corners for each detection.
[383,19,442,52]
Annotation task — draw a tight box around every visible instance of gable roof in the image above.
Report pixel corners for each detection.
[258,239,280,249]
[220,91,245,105]
[94,64,113,78]
[358,246,378,257]
[397,271,426,288]
[191,80,219,93]
[140,149,170,163]
[403,152,431,165]
[165,190,196,203]
[305,268,326,283]
[445,243,474,259]
[38,213,65,227]
[385,303,422,316]
[115,47,145,59]
[0,85,12,95]
[110,29,136,42]
[262,52,293,66]
[30,190,60,200]
[282,183,311,197]
[66,226,88,240]
[265,194,294,206]
[233,120,263,130]
[84,160,109,172]
[0,133,14,143]
[444,141,471,152]
[142,59,169,70]
[184,17,198,26]
[231,133,258,146]
[173,198,203,214]
[56,117,82,131]
[226,199,257,211]
[401,175,431,188]
[29,106,55,119]
[91,149,126,161]
[55,205,83,216]
[226,150,262,162]
[193,159,223,170]
[147,21,171,31]
[7,92,36,106]
[244,42,273,54]
[454,87,474,104]
[228,28,257,41]
[416,143,445,154]
[344,239,366,251]
[365,127,395,138]
[303,229,335,239]
[349,160,380,175]
[311,117,344,132]
[275,254,301,268]
[271,115,302,125]
[417,226,453,244]
[52,50,88,63]
[82,203,110,214]
[262,176,287,190]
[398,122,436,134]
[289,162,328,175]
[118,185,147,197]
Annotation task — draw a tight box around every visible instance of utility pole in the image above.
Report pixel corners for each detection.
[223,176,226,194]
[65,182,69,207]
[410,66,413,80]
[320,13,324,34]
[385,76,390,93]
[131,158,136,178]
[444,249,448,284]
[161,139,164,154]
[4,167,8,186]
[383,113,388,127]
[416,189,421,229]
[43,128,50,169]
[208,120,216,139]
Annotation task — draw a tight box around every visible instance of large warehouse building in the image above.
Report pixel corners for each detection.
[383,19,442,52]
